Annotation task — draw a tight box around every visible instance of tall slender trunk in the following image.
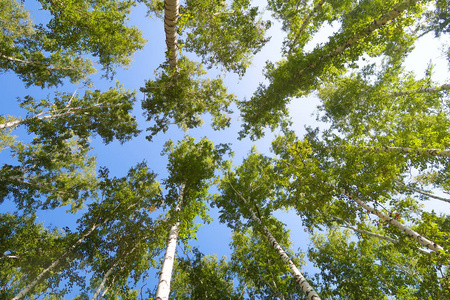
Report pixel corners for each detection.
[327,182,446,253]
[164,0,179,70]
[0,54,73,70]
[328,215,430,254]
[395,181,450,204]
[390,83,450,97]
[91,261,119,300]
[329,145,450,158]
[0,91,103,131]
[155,183,185,300]
[12,220,107,300]
[91,245,138,300]
[228,183,321,300]
[288,0,326,55]
[342,223,399,244]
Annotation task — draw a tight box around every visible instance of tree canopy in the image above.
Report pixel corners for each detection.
[1,0,449,299]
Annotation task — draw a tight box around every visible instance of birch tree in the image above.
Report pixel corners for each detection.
[309,227,450,299]
[141,0,270,140]
[215,149,320,299]
[1,0,145,87]
[6,162,162,299]
[155,136,231,300]
[240,0,427,139]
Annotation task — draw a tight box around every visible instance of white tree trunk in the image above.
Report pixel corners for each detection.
[91,261,118,300]
[327,145,450,158]
[0,90,101,130]
[155,184,185,300]
[396,181,450,204]
[362,146,450,158]
[336,186,446,253]
[342,224,399,244]
[228,183,320,300]
[390,83,450,97]
[288,0,326,55]
[164,0,179,70]
[12,221,104,300]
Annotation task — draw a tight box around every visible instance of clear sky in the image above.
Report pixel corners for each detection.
[2,0,450,297]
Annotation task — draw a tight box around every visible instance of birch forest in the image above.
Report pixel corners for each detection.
[1,0,450,299]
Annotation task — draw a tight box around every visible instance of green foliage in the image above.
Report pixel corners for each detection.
[40,0,145,75]
[180,0,270,75]
[214,147,284,230]
[240,0,424,139]
[141,57,235,140]
[0,0,145,87]
[318,62,450,150]
[309,227,450,299]
[0,213,76,298]
[2,0,450,298]
[17,83,140,145]
[0,138,97,212]
[161,136,231,239]
[170,249,240,299]
[0,0,95,87]
[230,226,305,299]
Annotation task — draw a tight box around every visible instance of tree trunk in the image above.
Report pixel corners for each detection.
[155,183,185,300]
[363,146,450,158]
[288,0,326,55]
[250,209,320,300]
[164,0,179,70]
[333,184,446,253]
[91,261,119,300]
[342,224,399,244]
[228,183,321,300]
[12,221,105,300]
[0,91,101,130]
[396,181,450,204]
[390,83,450,97]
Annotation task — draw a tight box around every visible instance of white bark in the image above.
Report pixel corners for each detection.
[327,145,450,158]
[155,184,185,300]
[164,0,179,70]
[390,83,450,97]
[252,211,320,299]
[228,183,320,300]
[334,185,446,253]
[0,54,73,70]
[12,221,105,300]
[288,0,326,55]
[0,90,103,131]
[342,224,399,244]
[396,181,450,204]
[91,261,118,300]
[362,146,450,158]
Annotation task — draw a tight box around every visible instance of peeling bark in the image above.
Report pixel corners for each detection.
[164,0,179,70]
